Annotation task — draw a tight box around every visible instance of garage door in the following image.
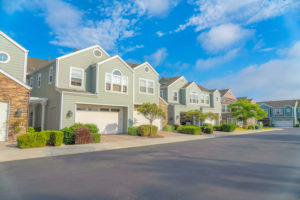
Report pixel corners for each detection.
[75,105,123,134]
[273,119,293,127]
[0,102,9,141]
[133,111,161,130]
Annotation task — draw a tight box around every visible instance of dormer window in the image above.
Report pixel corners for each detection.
[0,52,10,63]
[105,70,128,94]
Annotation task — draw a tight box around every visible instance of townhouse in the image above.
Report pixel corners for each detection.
[0,31,31,141]
[159,76,221,125]
[258,100,300,127]
[27,45,167,134]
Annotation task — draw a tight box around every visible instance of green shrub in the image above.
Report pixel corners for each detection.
[294,123,299,128]
[92,133,101,143]
[221,123,236,132]
[202,126,213,134]
[177,125,201,135]
[248,124,261,130]
[137,125,158,136]
[213,125,222,131]
[17,132,48,149]
[173,124,180,130]
[84,124,99,134]
[163,125,175,132]
[128,126,138,136]
[202,123,213,128]
[34,127,41,132]
[61,127,75,144]
[48,131,64,146]
[27,126,35,133]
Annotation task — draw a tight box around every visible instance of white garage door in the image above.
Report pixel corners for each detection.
[273,119,293,127]
[75,106,123,134]
[0,102,9,141]
[133,111,161,130]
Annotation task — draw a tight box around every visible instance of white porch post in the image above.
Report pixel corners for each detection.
[32,105,36,127]
[41,102,47,131]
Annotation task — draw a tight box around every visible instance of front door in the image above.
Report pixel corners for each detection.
[0,101,9,141]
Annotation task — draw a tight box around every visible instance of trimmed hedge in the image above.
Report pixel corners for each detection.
[17,132,48,149]
[221,123,236,132]
[173,124,180,130]
[84,124,99,134]
[61,127,75,144]
[49,131,64,146]
[137,125,158,136]
[27,126,35,133]
[248,124,261,130]
[213,125,222,131]
[128,126,138,136]
[92,133,101,143]
[177,125,201,135]
[163,125,175,132]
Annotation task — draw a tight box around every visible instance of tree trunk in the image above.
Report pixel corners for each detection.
[150,120,153,136]
[243,119,248,129]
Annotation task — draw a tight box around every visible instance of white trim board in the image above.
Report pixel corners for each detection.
[97,55,134,73]
[0,31,28,53]
[0,69,31,90]
[57,45,110,60]
[134,62,159,76]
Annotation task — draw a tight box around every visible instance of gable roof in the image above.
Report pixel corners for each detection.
[182,82,193,89]
[0,69,31,90]
[258,100,299,108]
[0,31,28,53]
[27,57,50,73]
[126,62,143,68]
[197,84,210,92]
[219,89,230,96]
[159,76,183,87]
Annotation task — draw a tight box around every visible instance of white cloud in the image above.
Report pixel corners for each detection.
[177,0,299,32]
[156,31,165,37]
[135,0,178,17]
[204,41,300,101]
[198,24,253,52]
[195,48,239,70]
[145,48,168,66]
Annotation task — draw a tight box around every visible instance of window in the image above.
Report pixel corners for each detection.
[206,95,210,104]
[200,95,204,103]
[222,105,226,112]
[160,90,164,98]
[0,52,10,63]
[37,73,42,88]
[216,97,219,101]
[29,77,33,87]
[93,49,102,58]
[139,79,154,95]
[190,92,198,104]
[100,108,110,112]
[226,106,230,113]
[173,91,178,101]
[88,108,99,111]
[105,70,128,94]
[286,108,290,112]
[111,109,120,112]
[273,108,283,115]
[49,66,53,84]
[70,67,83,87]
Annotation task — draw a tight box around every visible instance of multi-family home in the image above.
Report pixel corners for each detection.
[219,89,237,124]
[0,31,31,141]
[258,100,300,127]
[159,76,221,125]
[27,45,167,134]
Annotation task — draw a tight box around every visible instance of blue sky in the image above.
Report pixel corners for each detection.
[1,0,300,101]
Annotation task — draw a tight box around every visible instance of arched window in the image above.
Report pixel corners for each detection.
[112,70,122,76]
[105,69,127,94]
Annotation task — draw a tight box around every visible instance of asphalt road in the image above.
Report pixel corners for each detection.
[1,128,300,200]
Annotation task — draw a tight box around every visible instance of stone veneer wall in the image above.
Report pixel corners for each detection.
[0,73,30,142]
[159,97,168,128]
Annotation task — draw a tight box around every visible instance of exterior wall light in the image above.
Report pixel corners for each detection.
[67,110,73,118]
[15,109,22,117]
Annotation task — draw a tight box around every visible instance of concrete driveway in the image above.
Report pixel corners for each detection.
[0,128,299,200]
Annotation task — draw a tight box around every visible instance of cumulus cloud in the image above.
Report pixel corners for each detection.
[135,0,178,17]
[195,48,239,70]
[198,24,254,52]
[145,48,168,66]
[203,41,300,101]
[177,0,299,32]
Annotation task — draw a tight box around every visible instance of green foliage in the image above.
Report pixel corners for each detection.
[185,110,206,125]
[221,123,236,132]
[295,123,299,127]
[229,99,267,126]
[163,125,175,132]
[34,127,41,132]
[137,125,158,136]
[17,132,48,149]
[128,126,138,136]
[11,119,24,134]
[248,124,261,130]
[27,126,35,133]
[92,133,101,143]
[205,112,219,121]
[173,124,180,130]
[201,123,213,134]
[177,125,201,135]
[48,131,64,146]
[213,125,222,131]
[84,124,99,134]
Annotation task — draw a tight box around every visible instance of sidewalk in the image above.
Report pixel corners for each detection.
[0,128,282,162]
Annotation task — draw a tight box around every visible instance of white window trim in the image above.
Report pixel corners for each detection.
[273,108,283,115]
[105,72,128,95]
[93,48,103,58]
[37,73,42,88]
[173,90,178,101]
[48,66,53,84]
[29,77,33,87]
[0,51,10,63]
[139,78,155,95]
[200,95,205,103]
[189,92,199,105]
[205,95,210,104]
[69,67,84,88]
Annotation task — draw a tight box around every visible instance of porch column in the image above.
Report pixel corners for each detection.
[32,105,36,127]
[41,101,47,131]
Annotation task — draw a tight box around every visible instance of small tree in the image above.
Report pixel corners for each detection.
[137,103,166,136]
[185,110,206,126]
[205,112,219,123]
[229,99,267,128]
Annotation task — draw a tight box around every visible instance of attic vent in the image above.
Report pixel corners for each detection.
[145,66,149,72]
[93,49,102,58]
